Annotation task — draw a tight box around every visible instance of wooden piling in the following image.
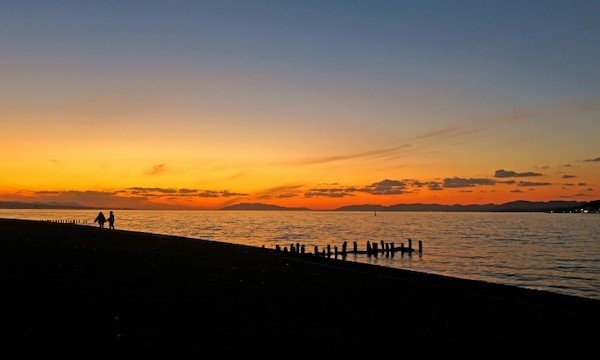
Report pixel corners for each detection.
[327,245,331,257]
[334,246,338,258]
[366,241,372,255]
[391,242,395,255]
[372,242,378,256]
[301,244,305,254]
[341,242,347,256]
[418,240,423,254]
[353,241,358,253]
[408,239,413,253]
[314,246,319,256]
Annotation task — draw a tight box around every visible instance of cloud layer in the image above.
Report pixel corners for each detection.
[494,169,542,178]
[442,177,496,188]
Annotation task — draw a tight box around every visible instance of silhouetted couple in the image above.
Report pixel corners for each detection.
[94,211,115,229]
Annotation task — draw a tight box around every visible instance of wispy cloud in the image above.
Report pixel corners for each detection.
[560,193,590,198]
[283,145,410,166]
[494,169,543,178]
[442,177,496,188]
[407,127,460,141]
[517,181,552,187]
[428,182,443,191]
[304,187,357,198]
[126,187,177,194]
[146,164,166,175]
[178,188,198,194]
[359,179,407,195]
[255,184,305,199]
[304,179,410,197]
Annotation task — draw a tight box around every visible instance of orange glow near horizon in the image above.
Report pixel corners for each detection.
[1,101,599,210]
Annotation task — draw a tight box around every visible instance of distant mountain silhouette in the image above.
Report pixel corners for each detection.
[331,204,388,211]
[548,200,600,213]
[220,202,310,211]
[0,201,93,209]
[336,200,588,212]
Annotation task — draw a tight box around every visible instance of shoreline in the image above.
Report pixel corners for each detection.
[11,218,597,301]
[1,218,598,355]
[2,213,597,300]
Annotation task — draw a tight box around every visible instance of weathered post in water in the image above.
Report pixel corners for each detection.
[334,246,338,258]
[327,245,331,257]
[418,240,422,255]
[353,241,358,253]
[314,246,319,256]
[408,239,413,254]
[391,242,395,255]
[301,244,306,254]
[380,240,385,251]
[372,242,378,256]
[341,242,347,256]
[366,241,372,256]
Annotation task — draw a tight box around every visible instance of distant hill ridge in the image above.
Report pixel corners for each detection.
[2,200,596,212]
[335,200,590,212]
[220,202,310,211]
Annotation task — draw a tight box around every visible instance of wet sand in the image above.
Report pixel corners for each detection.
[1,218,597,356]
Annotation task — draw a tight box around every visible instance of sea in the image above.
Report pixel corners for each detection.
[1,209,599,300]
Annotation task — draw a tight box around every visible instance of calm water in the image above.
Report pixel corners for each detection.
[2,209,599,300]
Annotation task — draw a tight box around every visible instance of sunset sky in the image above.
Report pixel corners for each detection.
[1,0,599,209]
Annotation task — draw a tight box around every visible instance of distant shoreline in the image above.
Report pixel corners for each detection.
[2,199,598,212]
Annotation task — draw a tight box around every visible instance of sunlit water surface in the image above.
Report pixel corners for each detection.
[2,209,599,300]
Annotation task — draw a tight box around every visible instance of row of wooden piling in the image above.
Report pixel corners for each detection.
[275,239,422,258]
[44,219,87,224]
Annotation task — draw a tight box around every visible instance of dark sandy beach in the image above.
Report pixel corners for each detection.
[1,218,597,356]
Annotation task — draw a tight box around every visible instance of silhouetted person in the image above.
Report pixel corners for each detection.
[108,211,115,229]
[94,211,106,228]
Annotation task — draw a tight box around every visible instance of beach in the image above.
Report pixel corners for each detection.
[1,218,598,356]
